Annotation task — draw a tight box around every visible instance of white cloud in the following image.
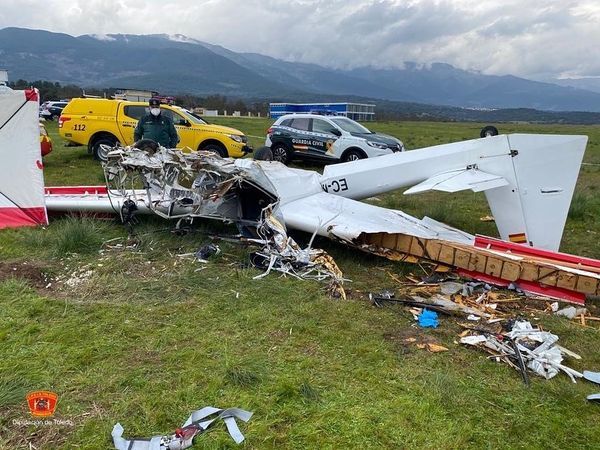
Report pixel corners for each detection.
[0,0,599,79]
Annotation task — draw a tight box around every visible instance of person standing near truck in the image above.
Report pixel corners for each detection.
[134,98,179,148]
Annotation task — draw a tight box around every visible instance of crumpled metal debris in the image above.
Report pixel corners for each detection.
[105,145,346,296]
[111,406,253,449]
[250,207,346,299]
[104,145,278,225]
[460,320,582,382]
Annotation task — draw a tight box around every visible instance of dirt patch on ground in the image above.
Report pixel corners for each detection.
[0,260,54,291]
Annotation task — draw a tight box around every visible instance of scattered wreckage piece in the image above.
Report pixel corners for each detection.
[111,406,253,449]
[371,283,596,385]
[584,371,600,385]
[411,295,493,319]
[460,320,582,382]
[104,146,348,295]
[588,393,600,403]
[370,291,495,319]
[249,207,346,299]
[583,369,600,402]
[42,135,599,303]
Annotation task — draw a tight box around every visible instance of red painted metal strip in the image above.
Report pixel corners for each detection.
[457,268,586,305]
[45,186,108,195]
[474,235,600,270]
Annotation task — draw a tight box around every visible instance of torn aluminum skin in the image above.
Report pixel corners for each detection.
[112,406,253,449]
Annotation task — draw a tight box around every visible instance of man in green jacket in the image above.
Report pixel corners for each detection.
[134,98,179,148]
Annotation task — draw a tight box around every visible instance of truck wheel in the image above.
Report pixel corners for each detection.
[480,125,499,138]
[202,143,228,158]
[271,143,291,164]
[342,149,366,162]
[92,137,117,162]
[254,146,273,161]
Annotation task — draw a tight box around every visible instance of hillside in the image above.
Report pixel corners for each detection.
[2,27,600,113]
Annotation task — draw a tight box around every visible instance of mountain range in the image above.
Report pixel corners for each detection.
[1,27,600,113]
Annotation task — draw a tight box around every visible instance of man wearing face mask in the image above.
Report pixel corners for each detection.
[134,98,179,148]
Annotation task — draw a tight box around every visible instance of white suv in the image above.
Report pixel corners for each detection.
[265,113,404,164]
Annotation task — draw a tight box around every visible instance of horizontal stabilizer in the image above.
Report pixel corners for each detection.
[404,167,508,195]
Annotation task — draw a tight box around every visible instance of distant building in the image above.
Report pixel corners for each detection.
[112,89,175,104]
[269,102,376,121]
[0,69,8,85]
[113,89,157,102]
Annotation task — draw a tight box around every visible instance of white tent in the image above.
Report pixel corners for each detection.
[0,88,47,229]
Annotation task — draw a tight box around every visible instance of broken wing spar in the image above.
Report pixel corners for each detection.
[43,133,599,302]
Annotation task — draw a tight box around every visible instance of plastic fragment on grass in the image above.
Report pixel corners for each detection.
[584,371,600,385]
[111,406,253,449]
[418,308,439,328]
[588,394,600,403]
[460,335,488,345]
[555,306,587,319]
[196,243,220,262]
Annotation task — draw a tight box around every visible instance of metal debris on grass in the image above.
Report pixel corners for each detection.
[104,146,347,298]
[112,406,253,449]
[370,276,600,383]
[460,319,583,383]
[249,207,347,299]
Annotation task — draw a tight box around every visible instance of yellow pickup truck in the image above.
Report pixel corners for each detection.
[58,98,252,161]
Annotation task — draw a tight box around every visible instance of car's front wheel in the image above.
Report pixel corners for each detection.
[92,137,118,162]
[342,149,367,162]
[271,143,291,165]
[201,143,228,158]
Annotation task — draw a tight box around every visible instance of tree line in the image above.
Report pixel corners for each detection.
[9,79,600,124]
[8,79,269,115]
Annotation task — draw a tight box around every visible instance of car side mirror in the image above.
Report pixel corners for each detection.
[182,120,192,127]
[331,129,341,136]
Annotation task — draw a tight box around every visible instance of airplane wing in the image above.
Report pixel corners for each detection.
[403,167,508,195]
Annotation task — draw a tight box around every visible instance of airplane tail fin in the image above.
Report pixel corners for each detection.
[483,134,587,251]
[322,133,587,251]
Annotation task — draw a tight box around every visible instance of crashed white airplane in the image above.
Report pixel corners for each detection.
[42,132,600,304]
[2,87,597,303]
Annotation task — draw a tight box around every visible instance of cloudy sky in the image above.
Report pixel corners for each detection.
[1,0,599,80]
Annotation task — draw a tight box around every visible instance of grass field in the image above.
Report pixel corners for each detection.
[1,118,600,448]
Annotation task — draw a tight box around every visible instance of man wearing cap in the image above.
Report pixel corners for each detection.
[134,98,179,148]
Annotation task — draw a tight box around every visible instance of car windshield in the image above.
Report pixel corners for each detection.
[330,117,372,134]
[176,108,208,124]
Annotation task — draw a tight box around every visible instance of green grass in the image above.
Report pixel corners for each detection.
[1,119,599,448]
